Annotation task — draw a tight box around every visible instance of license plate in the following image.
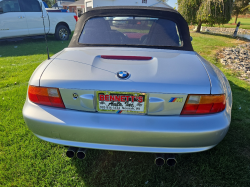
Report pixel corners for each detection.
[96,91,147,114]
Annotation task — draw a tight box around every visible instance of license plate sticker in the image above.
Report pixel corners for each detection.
[96,91,147,114]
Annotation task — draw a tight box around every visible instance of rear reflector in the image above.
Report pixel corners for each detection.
[181,94,226,115]
[101,55,152,60]
[28,86,65,108]
[74,15,78,22]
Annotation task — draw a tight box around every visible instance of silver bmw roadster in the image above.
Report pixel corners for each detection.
[23,6,232,164]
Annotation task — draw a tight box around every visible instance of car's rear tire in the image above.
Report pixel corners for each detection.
[55,25,70,41]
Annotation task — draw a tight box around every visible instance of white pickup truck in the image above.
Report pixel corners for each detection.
[0,0,77,41]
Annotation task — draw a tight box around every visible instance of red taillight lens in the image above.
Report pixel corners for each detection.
[28,86,65,108]
[74,15,78,22]
[181,94,226,115]
[101,55,152,60]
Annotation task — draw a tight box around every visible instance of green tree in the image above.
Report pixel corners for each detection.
[233,0,250,23]
[43,0,53,8]
[178,0,234,32]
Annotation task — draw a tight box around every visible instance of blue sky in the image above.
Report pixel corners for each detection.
[167,0,177,8]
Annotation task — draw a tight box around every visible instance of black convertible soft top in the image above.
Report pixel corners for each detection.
[68,6,193,51]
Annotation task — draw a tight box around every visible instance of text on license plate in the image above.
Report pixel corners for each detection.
[96,91,147,114]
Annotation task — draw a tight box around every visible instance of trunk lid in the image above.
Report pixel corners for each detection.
[40,47,210,94]
[40,47,211,115]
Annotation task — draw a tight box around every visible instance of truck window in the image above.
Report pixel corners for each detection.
[19,0,41,12]
[0,0,21,13]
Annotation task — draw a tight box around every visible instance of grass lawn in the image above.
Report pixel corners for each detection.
[202,17,250,30]
[1,33,250,186]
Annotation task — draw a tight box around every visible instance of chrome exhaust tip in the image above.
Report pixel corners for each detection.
[66,147,78,158]
[165,154,177,166]
[155,153,165,166]
[76,148,87,159]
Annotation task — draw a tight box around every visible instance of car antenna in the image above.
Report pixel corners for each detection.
[40,2,50,60]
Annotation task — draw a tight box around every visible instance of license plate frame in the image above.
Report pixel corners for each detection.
[96,91,148,114]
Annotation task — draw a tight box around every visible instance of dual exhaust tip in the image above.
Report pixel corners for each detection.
[66,147,87,159]
[66,147,176,166]
[155,153,177,167]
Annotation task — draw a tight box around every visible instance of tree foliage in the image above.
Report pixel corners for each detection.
[232,0,250,23]
[159,0,168,3]
[178,0,234,32]
[43,0,53,8]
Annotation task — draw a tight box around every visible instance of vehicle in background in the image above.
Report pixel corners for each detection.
[0,0,76,41]
[111,17,132,26]
[43,1,68,13]
[45,8,62,12]
[83,0,172,13]
[45,8,68,12]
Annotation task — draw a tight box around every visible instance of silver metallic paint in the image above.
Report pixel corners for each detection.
[39,48,211,94]
[23,98,231,153]
[148,97,165,113]
[147,94,187,115]
[35,134,216,153]
[196,53,233,118]
[196,53,231,95]
[29,50,65,86]
[80,94,95,111]
[60,89,95,112]
[60,88,187,115]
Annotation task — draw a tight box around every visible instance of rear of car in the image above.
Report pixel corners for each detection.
[23,7,232,154]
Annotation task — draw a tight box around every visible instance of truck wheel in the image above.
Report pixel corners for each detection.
[55,25,70,41]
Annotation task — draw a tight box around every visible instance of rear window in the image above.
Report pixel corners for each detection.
[79,17,182,47]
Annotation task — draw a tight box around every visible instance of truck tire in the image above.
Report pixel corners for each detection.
[55,25,70,41]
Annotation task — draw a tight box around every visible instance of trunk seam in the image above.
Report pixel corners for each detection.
[195,53,212,94]
[39,49,65,86]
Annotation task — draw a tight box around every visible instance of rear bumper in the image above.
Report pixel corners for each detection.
[23,99,231,153]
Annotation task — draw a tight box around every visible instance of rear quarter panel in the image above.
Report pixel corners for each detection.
[29,50,64,86]
[196,53,232,120]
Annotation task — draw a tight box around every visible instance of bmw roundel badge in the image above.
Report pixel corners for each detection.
[117,71,130,80]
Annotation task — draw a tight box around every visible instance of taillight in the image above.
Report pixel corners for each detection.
[74,15,78,22]
[181,94,226,115]
[28,86,65,108]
